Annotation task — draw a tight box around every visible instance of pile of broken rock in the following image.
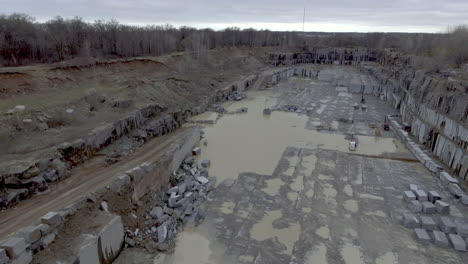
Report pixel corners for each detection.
[124,153,214,252]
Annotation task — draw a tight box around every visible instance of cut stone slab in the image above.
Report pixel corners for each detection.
[420,216,437,231]
[192,147,201,155]
[40,211,63,228]
[16,225,42,244]
[427,191,441,203]
[433,231,450,248]
[1,237,27,258]
[403,191,416,202]
[440,216,457,234]
[422,201,436,214]
[408,200,422,213]
[415,228,431,244]
[448,234,467,252]
[415,190,428,201]
[403,213,420,228]
[435,200,450,214]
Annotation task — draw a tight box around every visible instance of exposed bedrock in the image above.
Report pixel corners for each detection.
[0,71,257,210]
[268,47,377,66]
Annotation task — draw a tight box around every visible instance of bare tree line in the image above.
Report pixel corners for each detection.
[1,13,468,68]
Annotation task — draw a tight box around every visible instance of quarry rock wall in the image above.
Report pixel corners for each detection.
[0,74,257,210]
[269,47,376,66]
[366,52,468,181]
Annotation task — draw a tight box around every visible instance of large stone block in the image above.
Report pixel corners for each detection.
[434,200,450,214]
[125,166,146,183]
[16,225,41,244]
[408,200,422,213]
[447,183,465,198]
[10,250,32,264]
[439,171,459,185]
[403,191,416,202]
[409,184,418,194]
[415,190,428,201]
[422,201,436,214]
[403,213,420,228]
[433,230,449,248]
[108,174,131,194]
[420,216,437,231]
[439,217,456,234]
[415,228,431,244]
[455,221,468,237]
[40,211,63,228]
[77,235,100,264]
[448,234,467,252]
[427,191,441,203]
[98,215,125,263]
[1,237,27,258]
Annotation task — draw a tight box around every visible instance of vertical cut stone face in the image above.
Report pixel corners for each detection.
[98,215,125,264]
[77,235,100,264]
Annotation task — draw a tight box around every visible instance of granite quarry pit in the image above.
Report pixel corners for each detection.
[1,47,468,264]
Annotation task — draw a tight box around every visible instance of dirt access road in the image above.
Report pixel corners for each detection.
[0,128,191,239]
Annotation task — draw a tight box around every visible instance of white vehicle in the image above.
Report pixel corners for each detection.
[349,141,357,151]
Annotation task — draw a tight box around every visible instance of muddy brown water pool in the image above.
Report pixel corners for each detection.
[148,89,408,264]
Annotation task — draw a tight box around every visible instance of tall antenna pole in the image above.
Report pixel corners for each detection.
[302,6,306,32]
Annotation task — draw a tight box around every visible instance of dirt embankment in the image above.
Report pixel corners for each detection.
[0,47,271,213]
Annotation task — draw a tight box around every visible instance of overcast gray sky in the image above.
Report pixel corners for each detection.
[2,0,468,32]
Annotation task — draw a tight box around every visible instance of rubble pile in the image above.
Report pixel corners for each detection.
[123,152,214,252]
